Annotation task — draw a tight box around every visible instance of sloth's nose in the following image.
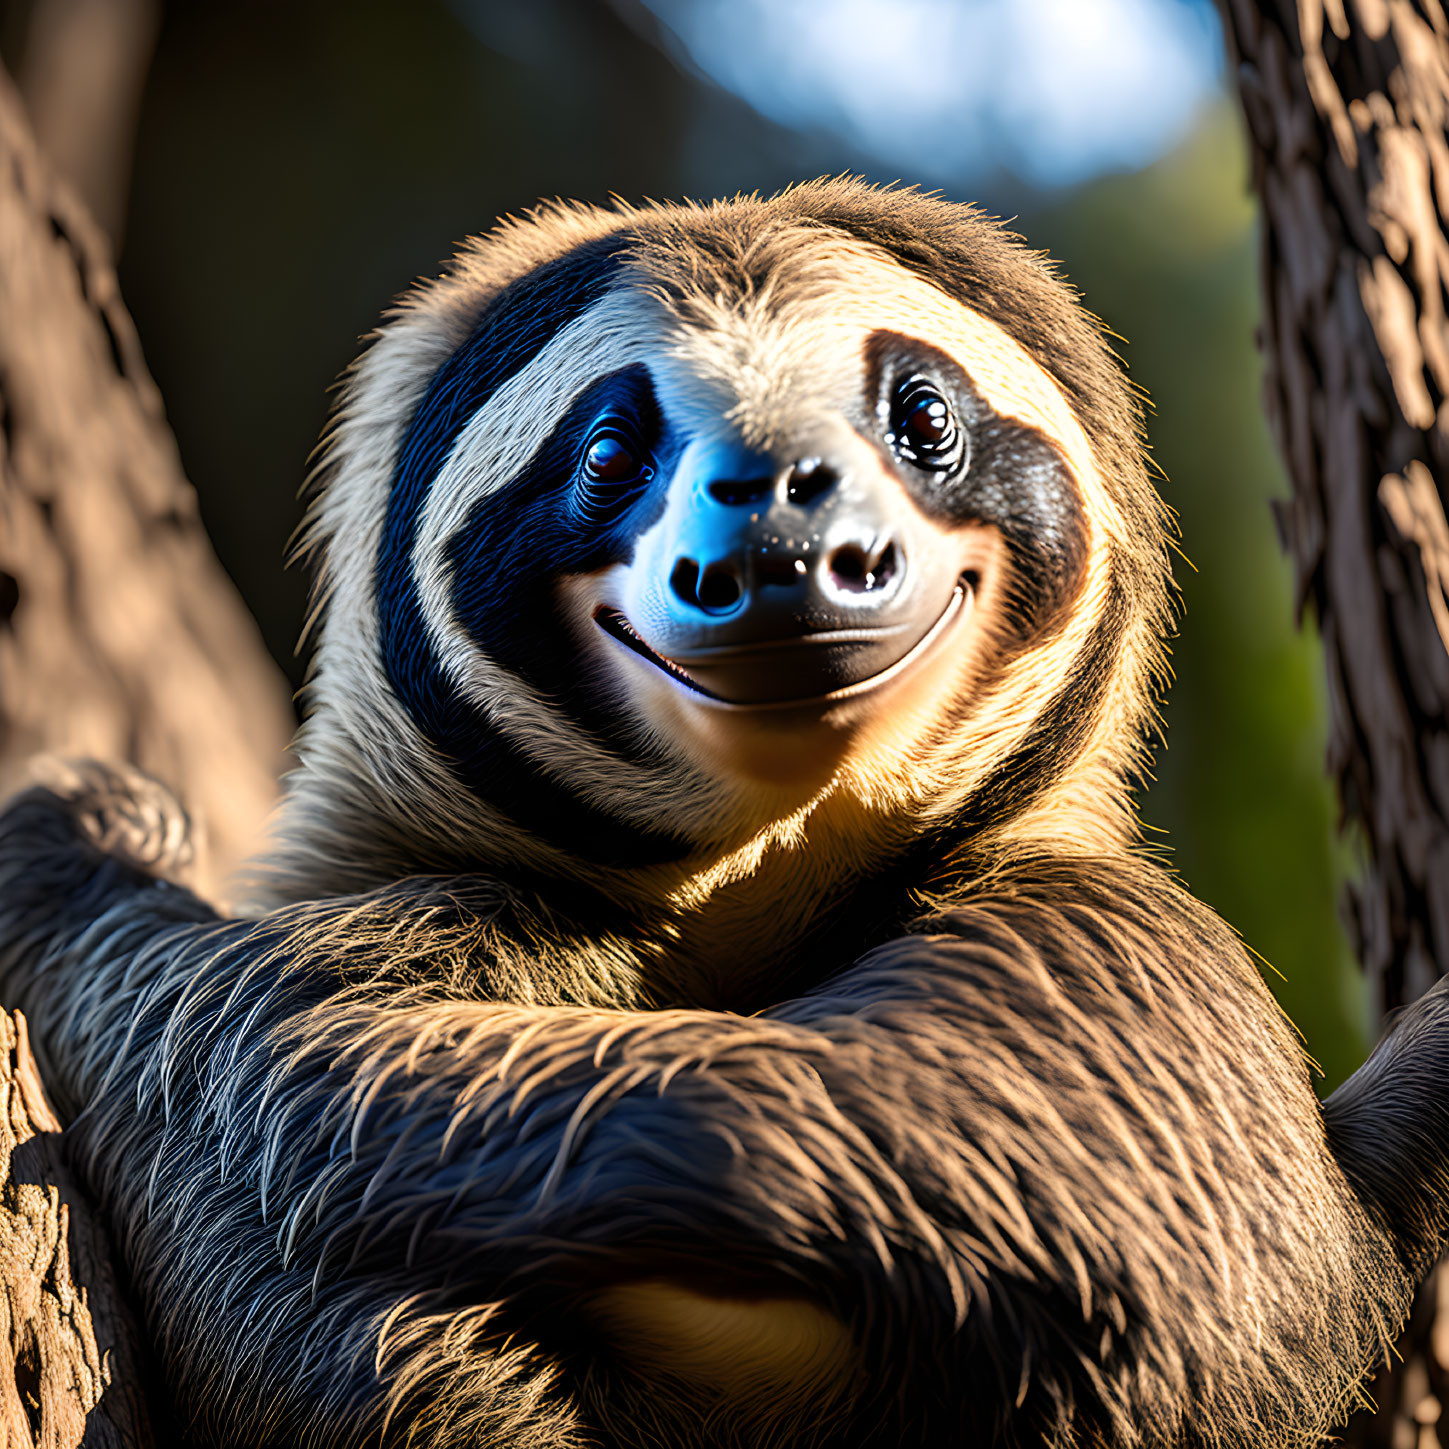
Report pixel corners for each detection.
[704,457,840,509]
[665,451,905,627]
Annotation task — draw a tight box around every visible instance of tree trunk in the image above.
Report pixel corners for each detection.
[0,63,293,904]
[0,1010,152,1449]
[0,59,293,1447]
[1217,1,1449,1441]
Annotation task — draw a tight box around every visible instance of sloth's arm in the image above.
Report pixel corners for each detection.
[0,773,1431,1446]
[0,773,1404,1300]
[0,773,962,1291]
[0,767,222,1109]
[0,770,1285,1314]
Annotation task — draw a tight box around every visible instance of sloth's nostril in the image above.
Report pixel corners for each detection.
[672,557,743,614]
[670,558,701,606]
[697,565,742,612]
[830,547,866,589]
[829,540,897,593]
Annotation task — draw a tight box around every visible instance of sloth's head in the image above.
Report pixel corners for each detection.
[277,180,1171,905]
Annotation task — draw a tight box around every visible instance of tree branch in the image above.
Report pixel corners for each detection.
[0,61,292,903]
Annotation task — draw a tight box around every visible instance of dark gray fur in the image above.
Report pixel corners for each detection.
[0,767,1447,1447]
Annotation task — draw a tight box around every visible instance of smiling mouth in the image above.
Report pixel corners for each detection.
[594,581,971,708]
[595,609,710,692]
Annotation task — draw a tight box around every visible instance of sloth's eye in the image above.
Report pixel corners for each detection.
[889,378,963,474]
[583,431,649,486]
[575,422,655,526]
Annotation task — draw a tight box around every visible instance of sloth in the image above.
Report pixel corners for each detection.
[2,178,1449,1449]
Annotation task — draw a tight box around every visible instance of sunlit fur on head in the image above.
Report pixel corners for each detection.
[263,179,1173,983]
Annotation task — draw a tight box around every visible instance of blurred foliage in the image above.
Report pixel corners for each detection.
[0,0,1369,1083]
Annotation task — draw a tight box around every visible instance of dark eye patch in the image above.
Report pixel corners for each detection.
[448,364,669,667]
[378,237,629,735]
[374,231,691,864]
[864,330,1088,643]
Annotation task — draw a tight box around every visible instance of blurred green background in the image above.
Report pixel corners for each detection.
[0,0,1370,1084]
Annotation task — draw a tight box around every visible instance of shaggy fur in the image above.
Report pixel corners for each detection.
[4,771,1445,1448]
[2,181,1449,1449]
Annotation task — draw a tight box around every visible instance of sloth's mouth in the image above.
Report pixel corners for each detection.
[594,579,971,708]
[596,609,710,693]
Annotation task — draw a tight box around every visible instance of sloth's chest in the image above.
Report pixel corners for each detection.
[502,819,922,1009]
[636,863,902,1010]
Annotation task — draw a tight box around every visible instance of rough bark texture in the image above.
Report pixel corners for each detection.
[1217,1,1449,1443]
[0,59,292,1448]
[0,62,292,904]
[0,1010,151,1449]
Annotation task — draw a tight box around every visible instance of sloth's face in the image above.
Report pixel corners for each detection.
[554,325,1015,790]
[352,225,1137,866]
[429,244,1099,793]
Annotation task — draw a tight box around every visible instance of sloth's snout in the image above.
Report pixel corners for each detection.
[664,452,908,633]
[598,442,973,705]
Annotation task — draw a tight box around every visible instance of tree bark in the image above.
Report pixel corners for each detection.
[0,1010,152,1449]
[1217,1,1449,1442]
[0,62,293,903]
[0,59,293,1448]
